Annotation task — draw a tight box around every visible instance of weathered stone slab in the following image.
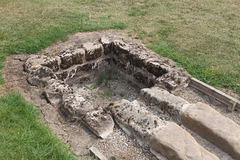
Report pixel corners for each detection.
[83,43,103,61]
[156,68,190,92]
[24,55,47,73]
[190,78,240,111]
[43,79,73,106]
[150,122,219,160]
[146,60,168,77]
[89,146,108,160]
[27,66,56,87]
[41,56,61,72]
[60,49,85,69]
[83,106,114,139]
[60,92,114,138]
[60,92,94,119]
[181,102,240,159]
[99,36,113,55]
[141,87,189,121]
[110,99,166,146]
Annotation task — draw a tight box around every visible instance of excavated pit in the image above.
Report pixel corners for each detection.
[21,31,240,160]
[23,32,190,159]
[24,33,190,135]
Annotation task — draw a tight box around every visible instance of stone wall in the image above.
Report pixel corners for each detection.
[24,35,190,91]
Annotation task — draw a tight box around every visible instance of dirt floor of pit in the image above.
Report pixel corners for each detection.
[71,74,141,108]
[1,30,240,160]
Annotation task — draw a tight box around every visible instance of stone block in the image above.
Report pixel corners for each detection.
[110,99,166,146]
[181,102,240,159]
[113,40,130,56]
[141,87,189,121]
[27,66,56,87]
[60,49,85,69]
[43,79,73,106]
[156,68,190,92]
[150,122,219,160]
[83,43,103,61]
[24,55,47,73]
[61,92,114,138]
[41,56,61,72]
[83,106,114,139]
[99,36,113,55]
[146,60,168,77]
[61,92,94,119]
[129,51,146,68]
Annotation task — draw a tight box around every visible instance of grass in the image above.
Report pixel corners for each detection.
[77,0,240,95]
[0,0,239,94]
[0,92,76,160]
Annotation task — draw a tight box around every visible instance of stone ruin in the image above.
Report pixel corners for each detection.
[23,32,240,160]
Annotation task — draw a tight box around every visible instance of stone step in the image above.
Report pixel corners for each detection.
[140,87,189,122]
[150,122,219,160]
[109,99,166,146]
[141,87,240,159]
[110,99,218,160]
[181,102,240,160]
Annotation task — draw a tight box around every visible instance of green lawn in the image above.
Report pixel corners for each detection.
[0,93,76,160]
[0,0,239,159]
